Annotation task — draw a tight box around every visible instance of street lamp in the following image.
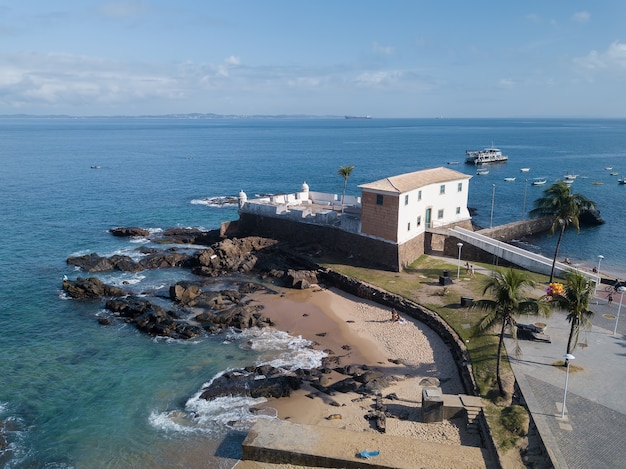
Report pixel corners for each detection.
[594,255,604,299]
[457,242,463,280]
[613,286,626,335]
[561,353,575,418]
[490,184,496,228]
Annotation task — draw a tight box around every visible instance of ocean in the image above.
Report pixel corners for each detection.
[1,117,626,468]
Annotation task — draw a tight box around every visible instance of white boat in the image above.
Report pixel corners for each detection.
[476,168,490,175]
[520,168,530,172]
[465,145,508,165]
[564,174,577,180]
[504,177,516,182]
[532,177,547,186]
[563,178,574,185]
[605,167,613,170]
[618,178,626,185]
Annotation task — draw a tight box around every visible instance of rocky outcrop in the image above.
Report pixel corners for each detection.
[62,277,127,299]
[109,227,150,237]
[284,269,318,289]
[199,365,303,400]
[579,208,605,226]
[189,237,281,277]
[66,251,191,273]
[104,298,204,340]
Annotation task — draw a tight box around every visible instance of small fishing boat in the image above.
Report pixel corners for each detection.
[520,168,530,172]
[618,178,626,185]
[563,179,574,185]
[531,177,547,186]
[610,172,619,176]
[592,181,604,185]
[564,174,577,180]
[476,168,489,175]
[447,161,460,165]
[605,167,613,170]
[504,177,516,182]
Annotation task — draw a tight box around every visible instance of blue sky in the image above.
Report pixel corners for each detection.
[1,1,625,117]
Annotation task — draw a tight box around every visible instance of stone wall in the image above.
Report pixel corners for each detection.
[237,212,400,271]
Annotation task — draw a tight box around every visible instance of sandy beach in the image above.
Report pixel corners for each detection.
[237,283,487,467]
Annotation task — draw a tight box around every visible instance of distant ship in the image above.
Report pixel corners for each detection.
[345,115,372,119]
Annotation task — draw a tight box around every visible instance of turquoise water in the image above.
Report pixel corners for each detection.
[1,117,625,467]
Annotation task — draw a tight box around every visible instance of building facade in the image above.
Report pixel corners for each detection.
[236,167,473,271]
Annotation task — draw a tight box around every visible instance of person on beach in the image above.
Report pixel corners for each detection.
[391,309,400,322]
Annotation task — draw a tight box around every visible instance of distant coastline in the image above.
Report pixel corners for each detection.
[0,113,349,120]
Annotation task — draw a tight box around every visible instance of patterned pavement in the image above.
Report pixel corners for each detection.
[505,294,626,469]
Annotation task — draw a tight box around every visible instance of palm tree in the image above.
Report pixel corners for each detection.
[337,165,355,214]
[529,181,595,283]
[472,269,548,396]
[547,271,594,364]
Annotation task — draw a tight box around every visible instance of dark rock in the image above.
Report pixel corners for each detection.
[139,251,190,269]
[199,368,301,400]
[63,277,126,299]
[284,269,318,289]
[66,253,142,273]
[169,283,202,304]
[97,317,112,326]
[104,298,203,339]
[110,227,150,237]
[579,208,605,226]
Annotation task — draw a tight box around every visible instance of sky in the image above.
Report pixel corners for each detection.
[1,1,625,118]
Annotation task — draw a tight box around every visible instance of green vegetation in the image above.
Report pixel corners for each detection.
[471,269,549,396]
[337,165,355,215]
[529,180,596,283]
[547,270,595,361]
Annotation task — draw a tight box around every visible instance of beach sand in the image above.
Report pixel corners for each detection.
[237,284,486,467]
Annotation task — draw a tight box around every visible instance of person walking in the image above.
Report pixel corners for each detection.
[608,293,613,306]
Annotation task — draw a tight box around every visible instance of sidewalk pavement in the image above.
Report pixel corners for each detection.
[505,294,626,469]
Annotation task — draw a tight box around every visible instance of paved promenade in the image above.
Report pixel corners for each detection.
[505,292,626,469]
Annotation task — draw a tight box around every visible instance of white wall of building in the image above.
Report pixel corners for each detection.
[396,178,470,244]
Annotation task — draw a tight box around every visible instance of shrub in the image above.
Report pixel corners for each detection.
[500,405,530,437]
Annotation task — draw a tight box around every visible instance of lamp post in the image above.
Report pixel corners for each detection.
[613,286,626,335]
[594,254,604,298]
[561,353,575,418]
[490,184,496,228]
[457,242,463,280]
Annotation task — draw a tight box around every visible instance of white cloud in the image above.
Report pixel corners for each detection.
[574,41,626,71]
[498,78,516,89]
[372,42,395,56]
[571,11,590,23]
[354,70,402,87]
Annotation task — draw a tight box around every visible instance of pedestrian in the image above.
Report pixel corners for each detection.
[465,261,470,274]
[470,265,475,277]
[608,293,613,306]
[391,308,399,322]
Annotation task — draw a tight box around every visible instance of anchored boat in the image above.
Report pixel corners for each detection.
[465,145,508,165]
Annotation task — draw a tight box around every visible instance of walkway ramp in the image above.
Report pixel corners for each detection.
[448,226,598,283]
[239,418,492,469]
